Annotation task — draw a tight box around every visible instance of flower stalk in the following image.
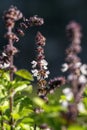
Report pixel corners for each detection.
[31,32,50,101]
[61,21,87,122]
[3,6,23,129]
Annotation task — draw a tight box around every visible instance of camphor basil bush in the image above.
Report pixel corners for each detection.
[0,5,87,130]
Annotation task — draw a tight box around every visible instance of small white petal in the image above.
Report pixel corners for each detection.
[43,65,48,70]
[74,62,82,68]
[44,71,50,79]
[31,69,38,77]
[61,101,68,108]
[0,63,10,69]
[63,88,71,94]
[37,75,41,80]
[78,75,87,84]
[61,63,69,72]
[32,64,37,68]
[66,92,73,101]
[63,88,73,101]
[44,75,48,79]
[77,102,86,113]
[2,53,7,57]
[67,74,74,81]
[31,60,37,64]
[80,64,87,75]
[3,63,10,68]
[31,60,37,68]
[46,71,50,75]
[41,59,48,66]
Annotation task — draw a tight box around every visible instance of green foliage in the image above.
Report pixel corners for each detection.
[15,69,34,81]
[0,69,35,130]
[0,69,87,130]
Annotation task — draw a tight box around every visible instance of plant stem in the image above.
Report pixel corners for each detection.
[34,124,37,130]
[8,29,14,130]
[0,111,4,130]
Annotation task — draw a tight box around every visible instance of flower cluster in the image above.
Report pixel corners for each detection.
[62,63,87,84]
[31,32,50,100]
[61,21,87,102]
[48,76,66,93]
[0,6,23,70]
[4,5,23,22]
[0,53,10,69]
[22,15,44,27]
[0,6,24,72]
[4,5,23,42]
[17,15,44,37]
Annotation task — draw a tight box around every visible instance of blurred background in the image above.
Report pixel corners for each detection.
[0,0,87,79]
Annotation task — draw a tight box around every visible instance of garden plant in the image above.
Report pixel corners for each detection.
[0,5,87,130]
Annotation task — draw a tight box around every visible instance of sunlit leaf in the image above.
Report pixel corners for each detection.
[68,125,85,130]
[14,84,28,94]
[15,69,34,81]
[33,97,45,107]
[21,117,34,124]
[19,123,30,130]
[0,100,9,112]
[11,113,20,120]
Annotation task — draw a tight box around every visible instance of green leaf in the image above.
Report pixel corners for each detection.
[33,97,45,107]
[21,117,34,124]
[19,97,33,111]
[11,113,20,120]
[0,100,9,112]
[4,123,10,130]
[14,84,28,94]
[24,85,33,93]
[15,69,34,81]
[3,72,10,81]
[68,125,85,130]
[19,123,30,130]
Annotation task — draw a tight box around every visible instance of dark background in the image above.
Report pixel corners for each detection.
[0,0,87,79]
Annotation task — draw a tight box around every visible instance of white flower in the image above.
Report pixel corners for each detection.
[3,63,10,68]
[41,59,48,65]
[60,88,73,108]
[44,71,50,79]
[61,63,69,72]
[77,102,86,113]
[63,88,73,101]
[80,64,87,75]
[2,52,7,57]
[66,93,73,101]
[37,75,41,80]
[59,100,68,108]
[31,69,41,80]
[63,88,71,94]
[67,74,74,81]
[74,62,82,68]
[40,59,48,70]
[43,65,48,70]
[31,69,38,77]
[78,75,87,84]
[31,60,37,68]
[62,101,68,107]
[0,63,10,69]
